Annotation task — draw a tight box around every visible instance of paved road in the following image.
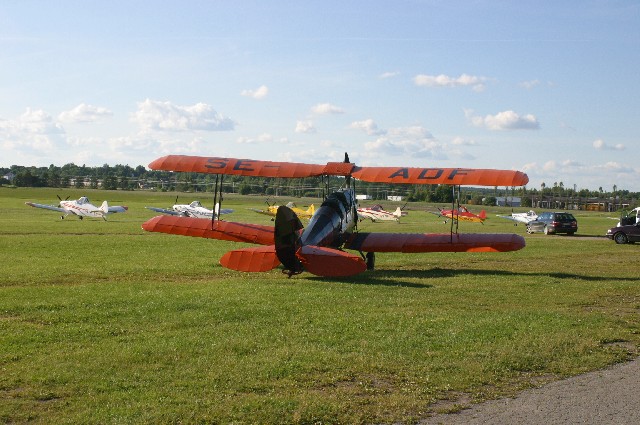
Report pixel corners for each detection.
[421,357,640,424]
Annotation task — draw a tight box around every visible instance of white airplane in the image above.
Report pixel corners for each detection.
[25,196,128,220]
[146,200,233,219]
[611,206,640,227]
[496,210,538,226]
[357,204,405,222]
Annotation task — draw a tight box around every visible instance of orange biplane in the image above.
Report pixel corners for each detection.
[142,153,528,277]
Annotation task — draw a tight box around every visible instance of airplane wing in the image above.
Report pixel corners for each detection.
[25,202,66,213]
[146,206,182,216]
[142,216,275,245]
[248,208,276,217]
[345,232,525,253]
[496,214,520,222]
[149,155,529,187]
[496,214,533,224]
[108,205,128,213]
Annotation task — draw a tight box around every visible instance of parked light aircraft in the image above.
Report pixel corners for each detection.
[496,210,538,226]
[430,206,487,224]
[357,204,405,222]
[611,207,640,227]
[142,153,528,277]
[146,200,233,219]
[26,196,128,220]
[250,201,315,220]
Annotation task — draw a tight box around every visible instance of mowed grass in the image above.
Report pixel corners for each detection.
[1,187,639,424]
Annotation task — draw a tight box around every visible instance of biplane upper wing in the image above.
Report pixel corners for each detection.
[345,232,525,253]
[350,167,528,187]
[149,155,529,187]
[142,215,274,245]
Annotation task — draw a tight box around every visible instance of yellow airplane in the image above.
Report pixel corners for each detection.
[250,201,315,220]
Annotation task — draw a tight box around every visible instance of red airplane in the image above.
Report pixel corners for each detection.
[430,206,487,224]
[142,153,528,277]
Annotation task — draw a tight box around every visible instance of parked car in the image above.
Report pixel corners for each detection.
[606,223,640,244]
[526,212,578,235]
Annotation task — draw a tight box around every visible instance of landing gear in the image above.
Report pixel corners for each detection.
[365,252,375,270]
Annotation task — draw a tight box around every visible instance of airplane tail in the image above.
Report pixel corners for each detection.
[274,205,366,277]
[393,207,403,217]
[100,200,109,213]
[274,205,305,275]
[306,204,315,216]
[479,210,487,220]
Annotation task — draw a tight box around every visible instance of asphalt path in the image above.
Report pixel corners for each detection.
[421,357,640,424]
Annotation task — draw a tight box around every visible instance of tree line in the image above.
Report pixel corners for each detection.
[2,163,638,205]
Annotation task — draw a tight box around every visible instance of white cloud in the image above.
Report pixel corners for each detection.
[379,71,400,79]
[349,119,386,136]
[519,79,541,89]
[240,85,269,100]
[311,103,345,115]
[414,73,487,91]
[58,103,113,123]
[131,99,235,132]
[599,161,634,173]
[295,120,316,134]
[364,126,445,159]
[236,133,273,144]
[467,109,540,130]
[0,108,66,159]
[451,136,477,146]
[593,139,625,150]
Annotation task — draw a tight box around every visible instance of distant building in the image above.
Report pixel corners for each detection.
[387,196,403,202]
[356,194,372,200]
[3,172,15,182]
[495,197,521,207]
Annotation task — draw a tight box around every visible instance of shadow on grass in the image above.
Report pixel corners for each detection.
[307,267,636,287]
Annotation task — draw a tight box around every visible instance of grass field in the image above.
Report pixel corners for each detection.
[1,187,639,424]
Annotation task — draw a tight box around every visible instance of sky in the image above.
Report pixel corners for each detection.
[1,1,639,191]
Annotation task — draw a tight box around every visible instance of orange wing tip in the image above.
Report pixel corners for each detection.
[297,245,367,277]
[219,246,280,272]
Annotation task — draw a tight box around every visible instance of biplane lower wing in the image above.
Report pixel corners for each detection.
[142,216,274,245]
[345,232,525,253]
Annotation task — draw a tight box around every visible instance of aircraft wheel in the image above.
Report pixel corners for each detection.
[365,252,375,270]
[614,232,628,244]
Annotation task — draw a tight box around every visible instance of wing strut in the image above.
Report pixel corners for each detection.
[449,185,460,241]
[211,173,224,227]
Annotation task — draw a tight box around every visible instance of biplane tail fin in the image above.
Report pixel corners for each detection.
[479,210,487,220]
[274,205,305,275]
